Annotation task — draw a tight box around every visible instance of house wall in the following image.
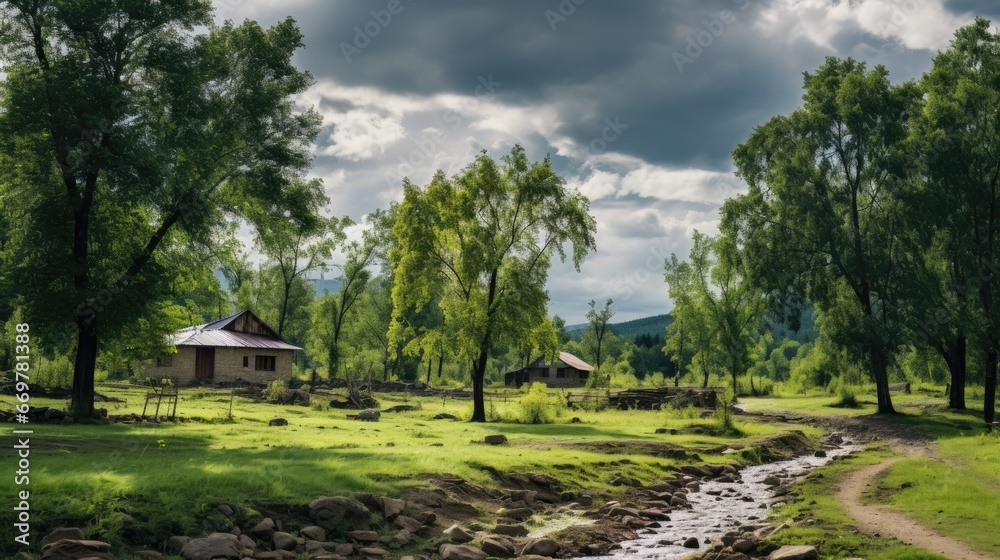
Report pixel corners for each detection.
[527,367,587,388]
[145,347,294,385]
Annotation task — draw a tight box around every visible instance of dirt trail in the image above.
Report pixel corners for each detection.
[738,407,999,559]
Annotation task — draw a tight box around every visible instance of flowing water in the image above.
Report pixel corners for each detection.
[575,439,859,560]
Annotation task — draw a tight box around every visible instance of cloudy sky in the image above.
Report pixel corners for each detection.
[213,0,998,324]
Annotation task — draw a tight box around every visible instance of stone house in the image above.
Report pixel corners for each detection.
[147,310,301,385]
[504,352,594,388]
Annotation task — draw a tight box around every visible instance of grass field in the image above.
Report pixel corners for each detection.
[0,383,814,554]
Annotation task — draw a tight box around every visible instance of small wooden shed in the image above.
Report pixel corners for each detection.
[504,352,594,388]
[147,310,301,385]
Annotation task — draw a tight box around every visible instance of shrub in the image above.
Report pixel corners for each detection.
[831,386,861,409]
[263,379,287,404]
[518,383,564,424]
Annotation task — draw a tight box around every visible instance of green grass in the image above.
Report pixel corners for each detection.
[0,383,805,554]
[769,445,948,560]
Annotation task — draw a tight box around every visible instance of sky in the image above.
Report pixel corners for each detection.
[212,0,1000,324]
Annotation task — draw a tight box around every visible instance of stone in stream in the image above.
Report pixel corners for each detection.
[768,545,818,559]
[682,536,700,548]
[814,450,827,457]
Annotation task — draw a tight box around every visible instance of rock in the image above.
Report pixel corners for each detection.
[41,528,86,547]
[40,540,114,560]
[608,506,640,518]
[358,546,388,556]
[434,412,458,420]
[357,409,381,421]
[250,517,275,535]
[521,538,560,557]
[394,515,423,533]
[494,523,529,537]
[732,539,756,553]
[166,536,192,554]
[268,418,288,427]
[485,434,508,445]
[762,476,781,487]
[348,530,379,543]
[217,504,235,517]
[381,497,406,520]
[180,533,242,560]
[814,450,827,458]
[238,534,255,549]
[655,428,669,433]
[133,551,163,560]
[444,524,475,543]
[309,496,371,531]
[482,538,514,557]
[271,531,297,551]
[392,529,412,545]
[254,551,296,560]
[504,507,533,521]
[670,495,688,507]
[682,537,699,548]
[283,389,310,405]
[768,545,818,560]
[299,525,326,541]
[439,543,488,560]
[638,508,670,521]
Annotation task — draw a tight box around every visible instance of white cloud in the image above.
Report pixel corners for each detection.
[757,0,970,51]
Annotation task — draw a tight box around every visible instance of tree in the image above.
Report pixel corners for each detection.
[390,146,596,422]
[914,18,1000,419]
[248,179,344,337]
[585,299,615,369]
[0,3,321,417]
[725,58,921,413]
[664,253,720,388]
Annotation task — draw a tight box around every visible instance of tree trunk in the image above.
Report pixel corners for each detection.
[871,343,895,414]
[471,347,488,422]
[437,354,443,378]
[944,335,967,410]
[426,355,432,385]
[71,314,98,419]
[985,348,998,424]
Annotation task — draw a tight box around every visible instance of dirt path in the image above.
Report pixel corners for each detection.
[836,457,998,560]
[736,407,999,559]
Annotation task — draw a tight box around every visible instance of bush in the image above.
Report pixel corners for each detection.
[518,383,564,424]
[263,379,287,404]
[830,386,861,408]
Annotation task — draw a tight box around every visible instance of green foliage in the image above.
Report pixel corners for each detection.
[263,380,287,404]
[517,383,565,424]
[831,386,861,409]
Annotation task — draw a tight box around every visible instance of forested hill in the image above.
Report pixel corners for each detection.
[567,313,673,338]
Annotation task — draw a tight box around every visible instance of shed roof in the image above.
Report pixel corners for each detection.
[168,310,302,350]
[525,351,594,371]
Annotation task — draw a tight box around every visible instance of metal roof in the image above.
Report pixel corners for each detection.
[169,328,303,350]
[557,352,594,371]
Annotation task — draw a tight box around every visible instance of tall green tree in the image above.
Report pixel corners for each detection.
[0,2,321,417]
[725,58,921,413]
[915,18,1000,420]
[390,146,596,422]
[584,298,615,369]
[664,254,719,388]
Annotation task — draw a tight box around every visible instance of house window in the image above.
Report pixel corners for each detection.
[255,355,276,371]
[243,356,249,368]
[556,369,566,378]
[156,354,172,367]
[540,370,549,377]
[580,371,589,380]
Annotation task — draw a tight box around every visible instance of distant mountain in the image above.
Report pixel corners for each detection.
[566,313,674,339]
[212,269,343,297]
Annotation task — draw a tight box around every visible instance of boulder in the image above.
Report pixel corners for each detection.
[485,434,508,445]
[358,546,388,556]
[444,524,475,543]
[768,545,818,560]
[521,538,560,557]
[253,551,296,560]
[268,418,288,427]
[394,515,423,533]
[357,409,381,421]
[41,528,86,547]
[250,517,275,535]
[283,389,310,405]
[392,529,412,545]
[493,523,529,537]
[299,525,326,542]
[682,537,699,548]
[482,538,514,557]
[439,544,488,560]
[762,476,781,487]
[309,496,371,531]
[179,533,241,560]
[40,540,114,560]
[271,531,297,551]
[347,530,378,543]
[381,497,406,520]
[733,539,756,553]
[814,450,827,458]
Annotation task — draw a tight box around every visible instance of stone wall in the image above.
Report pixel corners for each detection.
[145,346,294,385]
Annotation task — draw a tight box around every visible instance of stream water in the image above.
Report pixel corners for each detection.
[575,438,860,560]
